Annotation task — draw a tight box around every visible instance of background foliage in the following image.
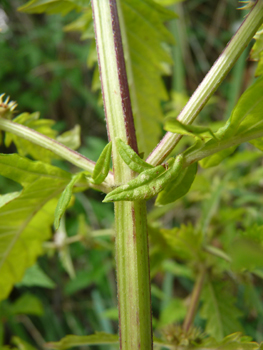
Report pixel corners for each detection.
[0,0,263,349]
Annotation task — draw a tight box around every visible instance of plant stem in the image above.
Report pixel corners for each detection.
[183,267,206,333]
[0,117,113,189]
[184,128,263,167]
[91,1,152,349]
[147,0,263,166]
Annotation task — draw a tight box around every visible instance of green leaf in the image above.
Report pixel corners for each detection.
[54,172,88,230]
[4,113,81,162]
[164,118,218,140]
[230,238,263,271]
[56,125,81,150]
[200,282,243,341]
[45,332,119,349]
[5,112,58,163]
[158,298,187,328]
[64,10,94,40]
[20,0,176,156]
[92,141,112,184]
[104,156,185,202]
[160,223,202,261]
[0,192,21,207]
[156,162,197,205]
[10,293,43,316]
[227,76,263,136]
[199,76,263,167]
[0,154,71,300]
[104,163,168,202]
[17,264,56,289]
[116,138,153,173]
[18,0,83,15]
[200,146,236,168]
[200,333,259,350]
[162,260,194,279]
[120,0,176,155]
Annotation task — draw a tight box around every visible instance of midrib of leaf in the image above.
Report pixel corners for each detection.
[0,183,65,271]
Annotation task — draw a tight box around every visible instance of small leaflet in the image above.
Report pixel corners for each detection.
[164,118,218,141]
[103,163,168,202]
[92,141,112,184]
[156,162,197,206]
[116,138,153,173]
[104,156,184,202]
[54,173,85,230]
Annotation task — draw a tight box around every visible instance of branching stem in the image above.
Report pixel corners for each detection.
[0,118,113,192]
[147,0,263,166]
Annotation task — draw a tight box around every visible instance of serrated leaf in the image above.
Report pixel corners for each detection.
[120,0,176,155]
[66,0,176,156]
[20,0,176,156]
[92,141,112,184]
[54,172,88,230]
[45,332,119,349]
[200,282,243,341]
[116,138,153,173]
[164,118,217,141]
[156,162,197,205]
[0,154,71,300]
[160,223,202,261]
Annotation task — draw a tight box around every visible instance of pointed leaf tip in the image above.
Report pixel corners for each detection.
[92,141,112,184]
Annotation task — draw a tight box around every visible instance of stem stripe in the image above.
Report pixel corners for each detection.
[109,0,138,153]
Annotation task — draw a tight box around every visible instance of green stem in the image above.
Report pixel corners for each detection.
[184,128,263,167]
[183,268,206,333]
[0,117,113,190]
[91,1,152,349]
[147,0,263,166]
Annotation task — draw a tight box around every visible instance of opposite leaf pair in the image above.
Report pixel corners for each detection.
[103,139,196,205]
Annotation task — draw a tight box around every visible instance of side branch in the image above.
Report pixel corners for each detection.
[0,118,114,187]
[147,0,263,166]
